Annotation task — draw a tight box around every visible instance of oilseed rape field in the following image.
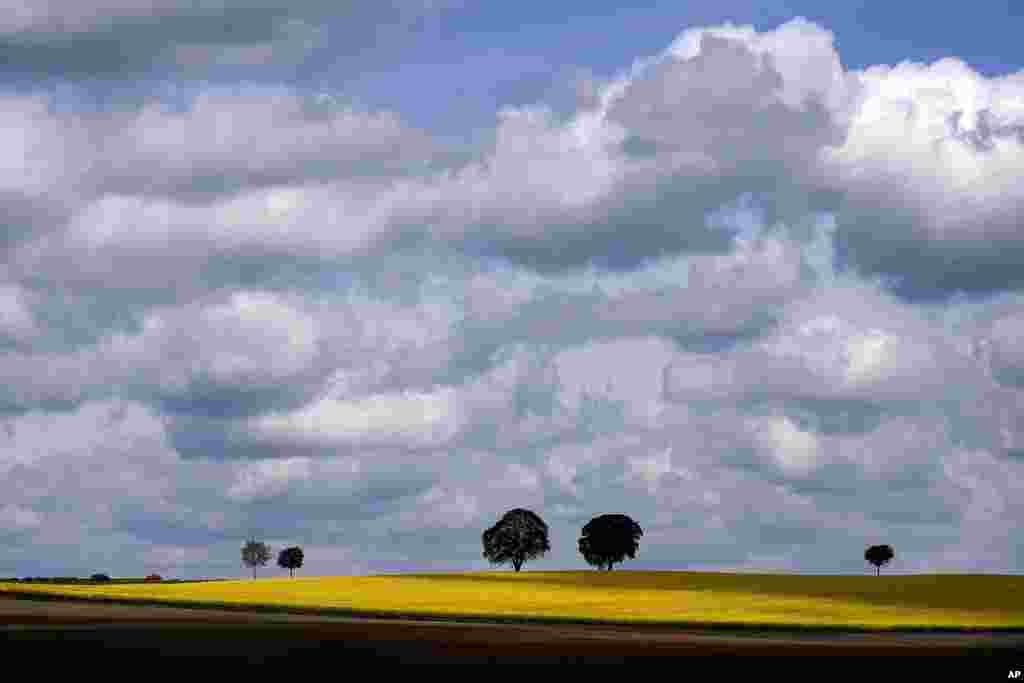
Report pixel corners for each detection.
[3,571,1024,630]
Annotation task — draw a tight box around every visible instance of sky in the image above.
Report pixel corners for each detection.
[2,1,1024,579]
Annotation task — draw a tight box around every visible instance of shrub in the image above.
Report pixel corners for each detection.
[145,574,163,582]
[90,573,112,582]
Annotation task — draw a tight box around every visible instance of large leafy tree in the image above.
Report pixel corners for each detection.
[482,508,551,572]
[864,544,895,576]
[277,546,304,578]
[578,514,643,571]
[241,539,272,579]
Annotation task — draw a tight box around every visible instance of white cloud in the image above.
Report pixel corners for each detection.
[492,463,541,493]
[750,415,820,473]
[401,485,480,529]
[251,387,461,447]
[625,446,677,495]
[6,13,1024,579]
[824,59,1024,243]
[662,353,738,402]
[985,311,1024,380]
[0,94,92,201]
[105,290,321,393]
[227,457,313,502]
[0,400,169,472]
[553,337,674,427]
[755,281,955,398]
[430,105,628,240]
[941,448,1008,523]
[107,88,433,192]
[0,285,37,339]
[0,504,43,532]
[665,17,853,118]
[3,0,186,34]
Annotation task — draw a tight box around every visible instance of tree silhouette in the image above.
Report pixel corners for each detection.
[578,514,643,571]
[482,508,551,572]
[277,546,304,578]
[241,539,272,579]
[865,544,895,576]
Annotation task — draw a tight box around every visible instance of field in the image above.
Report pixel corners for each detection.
[3,570,1024,631]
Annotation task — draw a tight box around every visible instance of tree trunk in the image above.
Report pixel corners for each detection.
[290,569,294,578]
[252,568,256,579]
[513,558,522,572]
[876,566,879,577]
[606,563,612,571]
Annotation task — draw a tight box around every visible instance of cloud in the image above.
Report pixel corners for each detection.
[408,19,850,272]
[250,387,462,448]
[0,504,43,534]
[821,59,1024,299]
[0,285,37,343]
[91,88,439,200]
[0,1,451,78]
[126,291,320,385]
[2,87,440,312]
[227,457,313,502]
[6,12,1024,579]
[403,16,1024,301]
[749,415,820,474]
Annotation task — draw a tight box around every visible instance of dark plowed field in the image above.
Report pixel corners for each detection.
[2,594,1023,667]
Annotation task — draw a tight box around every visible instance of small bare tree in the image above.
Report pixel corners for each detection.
[241,539,271,579]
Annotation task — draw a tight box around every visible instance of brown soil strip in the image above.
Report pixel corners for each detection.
[2,594,1023,661]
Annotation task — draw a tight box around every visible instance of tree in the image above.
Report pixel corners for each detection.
[241,539,272,579]
[578,514,643,571]
[277,546,304,578]
[482,508,551,572]
[865,544,895,576]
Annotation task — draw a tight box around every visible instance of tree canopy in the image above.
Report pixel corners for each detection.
[241,539,271,579]
[482,508,551,572]
[277,546,304,578]
[864,544,895,576]
[578,514,643,571]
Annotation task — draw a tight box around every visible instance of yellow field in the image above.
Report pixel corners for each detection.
[2,571,1024,630]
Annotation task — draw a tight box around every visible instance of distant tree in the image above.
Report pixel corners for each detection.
[90,573,111,582]
[482,509,551,572]
[277,546,304,578]
[578,514,643,571]
[865,544,895,576]
[145,574,163,582]
[241,539,272,579]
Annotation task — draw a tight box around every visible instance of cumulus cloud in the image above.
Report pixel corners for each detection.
[250,387,462,448]
[5,11,1024,579]
[227,457,313,502]
[748,415,821,474]
[821,59,1024,298]
[0,504,43,534]
[2,87,440,311]
[119,292,321,390]
[93,89,438,199]
[0,285,37,342]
